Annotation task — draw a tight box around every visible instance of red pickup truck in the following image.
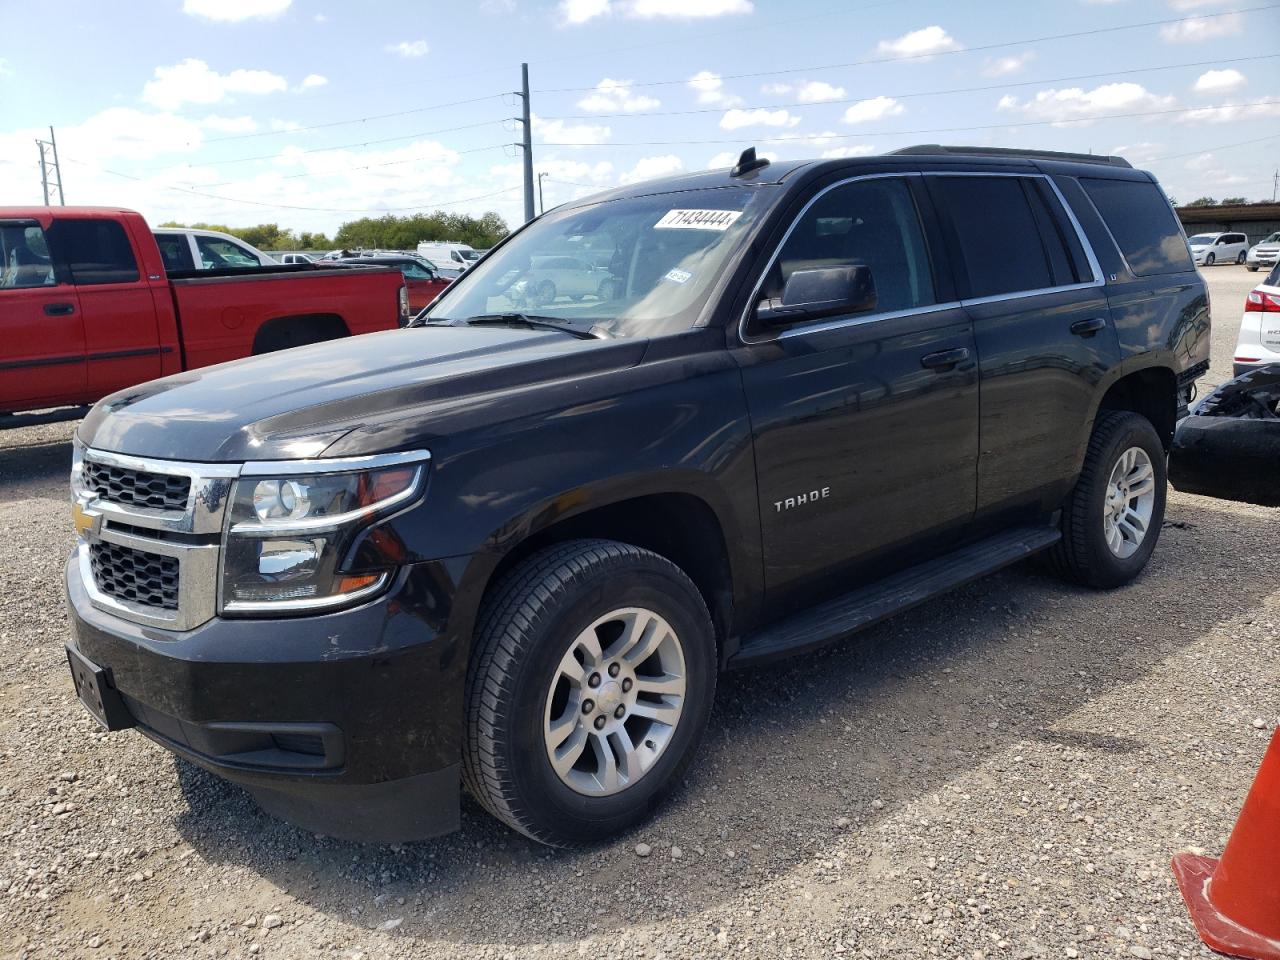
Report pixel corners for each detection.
[1,207,408,417]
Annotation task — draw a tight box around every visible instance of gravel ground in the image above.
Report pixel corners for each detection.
[2,267,1276,960]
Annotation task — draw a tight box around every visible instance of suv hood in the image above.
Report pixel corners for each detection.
[79,326,647,462]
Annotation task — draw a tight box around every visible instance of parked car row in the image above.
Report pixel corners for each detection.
[1186,230,1280,272]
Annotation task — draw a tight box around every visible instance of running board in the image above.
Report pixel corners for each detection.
[728,525,1061,668]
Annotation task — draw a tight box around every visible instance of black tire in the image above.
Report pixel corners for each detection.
[1046,411,1167,589]
[463,539,716,845]
[1248,266,1259,272]
[1236,251,1247,265]
[1205,252,1215,266]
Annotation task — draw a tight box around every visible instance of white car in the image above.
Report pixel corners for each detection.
[1246,231,1280,273]
[1187,231,1249,267]
[152,228,275,272]
[1233,263,1280,377]
[513,255,613,306]
[417,241,478,273]
[277,252,315,265]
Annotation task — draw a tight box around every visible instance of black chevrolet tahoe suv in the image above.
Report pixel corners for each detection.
[64,146,1210,845]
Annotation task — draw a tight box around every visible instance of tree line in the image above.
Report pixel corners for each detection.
[158,210,510,252]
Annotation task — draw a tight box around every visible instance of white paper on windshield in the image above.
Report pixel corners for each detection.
[654,209,742,231]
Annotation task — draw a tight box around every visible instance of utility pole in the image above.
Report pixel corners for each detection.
[519,63,535,223]
[1272,168,1278,203]
[537,171,548,215]
[36,126,64,206]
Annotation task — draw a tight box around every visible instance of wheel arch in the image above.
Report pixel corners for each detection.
[1094,365,1179,451]
[480,489,737,657]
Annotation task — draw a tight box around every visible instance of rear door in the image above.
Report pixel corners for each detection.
[733,174,979,615]
[0,218,86,411]
[926,172,1119,526]
[46,217,165,398]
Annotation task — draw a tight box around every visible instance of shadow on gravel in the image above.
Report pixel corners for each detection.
[0,439,74,499]
[167,497,1278,949]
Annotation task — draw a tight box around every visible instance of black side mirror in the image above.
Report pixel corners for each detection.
[756,264,877,327]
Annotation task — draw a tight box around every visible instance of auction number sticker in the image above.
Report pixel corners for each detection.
[654,209,742,231]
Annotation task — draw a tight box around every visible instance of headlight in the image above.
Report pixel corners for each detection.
[220,453,429,615]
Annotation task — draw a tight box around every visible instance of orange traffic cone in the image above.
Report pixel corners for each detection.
[1172,725,1280,960]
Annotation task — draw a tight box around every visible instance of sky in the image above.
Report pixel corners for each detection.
[1,0,1277,237]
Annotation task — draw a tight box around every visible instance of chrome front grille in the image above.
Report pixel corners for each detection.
[84,460,191,511]
[89,541,180,610]
[73,447,239,631]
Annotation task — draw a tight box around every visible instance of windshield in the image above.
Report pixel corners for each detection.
[1187,234,1216,244]
[459,249,480,261]
[423,186,772,338]
[1261,232,1280,244]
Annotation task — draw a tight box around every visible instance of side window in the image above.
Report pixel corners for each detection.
[196,236,259,268]
[931,176,1054,298]
[154,234,194,273]
[0,223,57,289]
[45,219,140,285]
[765,177,936,315]
[1079,178,1194,276]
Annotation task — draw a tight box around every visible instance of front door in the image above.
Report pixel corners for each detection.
[732,175,979,617]
[47,217,164,400]
[0,218,86,411]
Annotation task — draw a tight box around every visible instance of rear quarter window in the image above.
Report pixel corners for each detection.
[1079,178,1193,277]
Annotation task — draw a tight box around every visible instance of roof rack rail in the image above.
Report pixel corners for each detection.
[887,144,1133,169]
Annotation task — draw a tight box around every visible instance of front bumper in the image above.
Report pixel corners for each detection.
[65,554,472,841]
[1246,249,1278,269]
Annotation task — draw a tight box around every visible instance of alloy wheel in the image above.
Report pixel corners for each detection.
[1102,446,1156,559]
[542,607,686,797]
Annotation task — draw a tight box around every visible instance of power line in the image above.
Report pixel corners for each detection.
[534,5,1279,94]
[537,55,1280,121]
[537,98,1280,147]
[64,158,522,213]
[1144,134,1280,163]
[203,93,512,144]
[140,118,508,174]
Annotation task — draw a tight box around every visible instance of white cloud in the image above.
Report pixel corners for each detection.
[298,73,328,91]
[689,71,742,107]
[842,96,905,124]
[706,149,778,168]
[0,58,11,79]
[794,81,846,103]
[875,26,960,60]
[388,40,429,58]
[619,154,683,184]
[628,0,752,17]
[270,118,303,132]
[577,78,660,113]
[1176,100,1280,124]
[982,51,1035,77]
[1193,68,1246,93]
[182,0,291,21]
[314,12,328,22]
[821,145,877,159]
[141,59,287,111]
[1167,0,1231,8]
[200,114,258,134]
[560,0,610,22]
[1159,13,1241,41]
[561,0,750,23]
[761,82,791,96]
[1110,142,1163,165]
[1185,152,1218,171]
[720,108,801,130]
[996,83,1177,124]
[531,114,612,145]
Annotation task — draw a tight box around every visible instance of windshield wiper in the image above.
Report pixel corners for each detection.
[462,313,608,340]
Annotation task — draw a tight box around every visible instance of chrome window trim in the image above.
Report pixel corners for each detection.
[737,169,1108,344]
